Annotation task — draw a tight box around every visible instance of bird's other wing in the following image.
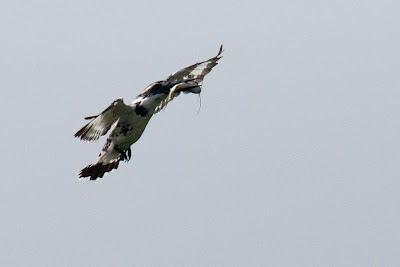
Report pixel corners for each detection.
[74,98,134,141]
[166,45,223,84]
[155,45,223,113]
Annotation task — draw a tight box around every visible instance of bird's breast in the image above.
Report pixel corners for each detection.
[110,115,153,150]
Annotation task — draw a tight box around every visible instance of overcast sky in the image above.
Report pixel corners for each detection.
[1,0,399,265]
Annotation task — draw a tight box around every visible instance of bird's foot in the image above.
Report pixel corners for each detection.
[115,147,132,162]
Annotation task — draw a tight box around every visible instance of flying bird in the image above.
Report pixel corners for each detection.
[74,45,223,180]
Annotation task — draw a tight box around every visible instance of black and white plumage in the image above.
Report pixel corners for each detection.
[74,45,223,180]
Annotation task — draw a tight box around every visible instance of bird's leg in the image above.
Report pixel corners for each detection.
[115,146,126,161]
[115,146,132,162]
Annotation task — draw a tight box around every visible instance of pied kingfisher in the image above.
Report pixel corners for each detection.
[74,46,223,180]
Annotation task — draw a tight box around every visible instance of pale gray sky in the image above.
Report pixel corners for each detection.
[1,0,399,265]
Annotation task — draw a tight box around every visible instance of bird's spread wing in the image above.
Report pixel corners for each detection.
[155,45,223,112]
[166,45,223,83]
[74,98,134,141]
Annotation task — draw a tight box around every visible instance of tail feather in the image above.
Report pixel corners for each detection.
[79,160,120,180]
[78,148,132,180]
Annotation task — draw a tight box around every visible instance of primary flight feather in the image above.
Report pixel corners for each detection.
[74,45,223,180]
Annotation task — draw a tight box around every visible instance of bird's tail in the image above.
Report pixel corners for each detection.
[78,148,131,180]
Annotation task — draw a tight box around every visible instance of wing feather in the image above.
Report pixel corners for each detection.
[155,45,223,112]
[74,98,134,141]
[166,45,223,84]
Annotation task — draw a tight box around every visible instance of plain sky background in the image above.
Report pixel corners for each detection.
[1,0,399,265]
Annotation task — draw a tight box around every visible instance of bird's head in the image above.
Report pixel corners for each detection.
[171,79,201,96]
